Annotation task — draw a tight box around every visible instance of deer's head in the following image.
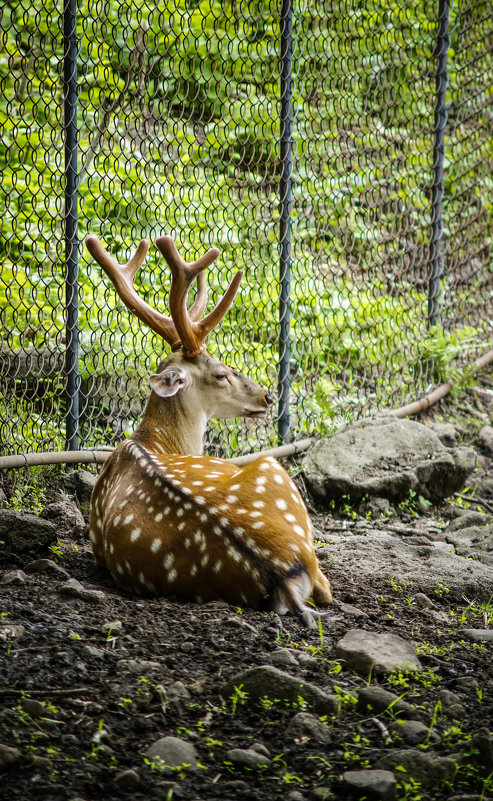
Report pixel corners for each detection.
[86,235,272,425]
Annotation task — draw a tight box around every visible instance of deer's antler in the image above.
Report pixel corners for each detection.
[86,234,242,357]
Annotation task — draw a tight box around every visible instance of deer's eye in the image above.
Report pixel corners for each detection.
[215,373,228,381]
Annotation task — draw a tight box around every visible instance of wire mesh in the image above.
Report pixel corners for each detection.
[0,0,491,458]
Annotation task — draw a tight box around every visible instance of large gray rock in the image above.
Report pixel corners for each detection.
[303,417,476,503]
[319,532,493,601]
[0,509,57,552]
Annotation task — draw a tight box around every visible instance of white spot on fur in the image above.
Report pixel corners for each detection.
[168,568,177,583]
[130,528,141,542]
[276,498,288,510]
[155,512,164,522]
[124,514,134,525]
[151,538,161,553]
[163,553,174,569]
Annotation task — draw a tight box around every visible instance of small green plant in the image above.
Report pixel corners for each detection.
[229,684,248,715]
[434,582,450,597]
[49,540,64,562]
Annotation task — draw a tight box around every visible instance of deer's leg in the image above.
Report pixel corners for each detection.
[311,567,333,605]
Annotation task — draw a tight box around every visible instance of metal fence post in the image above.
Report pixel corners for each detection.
[63,0,80,450]
[428,0,450,328]
[279,0,294,444]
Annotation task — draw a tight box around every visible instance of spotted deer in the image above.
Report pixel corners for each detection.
[86,234,332,625]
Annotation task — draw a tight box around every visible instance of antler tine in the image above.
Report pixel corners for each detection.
[85,235,181,349]
[156,236,241,357]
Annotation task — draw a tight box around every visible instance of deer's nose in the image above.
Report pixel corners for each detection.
[265,394,274,406]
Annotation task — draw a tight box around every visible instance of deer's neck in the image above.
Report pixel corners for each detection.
[131,393,208,455]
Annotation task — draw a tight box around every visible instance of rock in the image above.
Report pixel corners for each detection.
[0,569,27,585]
[297,653,319,669]
[357,686,421,720]
[225,748,271,768]
[335,601,369,620]
[114,769,142,791]
[391,720,435,745]
[446,512,491,532]
[479,425,493,454]
[462,629,493,642]
[40,499,86,536]
[82,645,106,660]
[102,620,123,636]
[430,422,460,447]
[0,743,21,771]
[286,712,332,744]
[118,658,161,673]
[21,698,46,717]
[0,509,57,553]
[270,648,298,667]
[335,630,421,676]
[25,558,70,578]
[438,689,466,718]
[0,487,7,508]
[167,681,191,702]
[0,624,25,641]
[58,578,105,603]
[414,593,433,608]
[446,524,493,563]
[145,736,198,770]
[302,417,476,503]
[470,728,493,776]
[319,533,493,601]
[221,666,339,715]
[342,768,396,801]
[376,749,457,787]
[70,470,97,515]
[250,742,270,757]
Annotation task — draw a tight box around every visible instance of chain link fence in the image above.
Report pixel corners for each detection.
[0,0,492,458]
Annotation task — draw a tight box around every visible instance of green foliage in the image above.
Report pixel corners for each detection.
[0,0,491,452]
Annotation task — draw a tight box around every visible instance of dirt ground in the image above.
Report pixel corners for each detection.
[1,416,493,801]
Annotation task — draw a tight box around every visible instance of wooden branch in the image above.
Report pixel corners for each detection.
[390,345,493,419]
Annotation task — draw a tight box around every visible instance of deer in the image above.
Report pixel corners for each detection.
[85,233,333,626]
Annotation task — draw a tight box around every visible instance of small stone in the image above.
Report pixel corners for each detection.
[114,769,142,791]
[286,712,332,744]
[221,665,339,715]
[145,736,198,770]
[357,686,421,720]
[0,743,22,770]
[119,658,161,673]
[250,742,270,757]
[335,601,370,619]
[391,720,436,745]
[102,620,123,635]
[82,645,106,660]
[0,569,27,585]
[70,469,97,514]
[376,749,457,787]
[21,698,46,717]
[285,791,305,801]
[0,624,25,641]
[343,768,396,801]
[25,558,70,578]
[270,648,298,666]
[59,578,105,603]
[181,642,194,652]
[438,689,466,718]
[479,425,493,454]
[462,629,493,643]
[297,652,319,669]
[414,593,433,608]
[167,681,191,702]
[335,629,421,676]
[225,748,271,768]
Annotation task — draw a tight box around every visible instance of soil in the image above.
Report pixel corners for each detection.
[1,419,493,801]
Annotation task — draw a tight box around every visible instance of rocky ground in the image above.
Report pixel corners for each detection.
[1,395,493,801]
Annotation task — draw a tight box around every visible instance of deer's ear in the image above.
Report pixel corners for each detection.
[150,367,189,398]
